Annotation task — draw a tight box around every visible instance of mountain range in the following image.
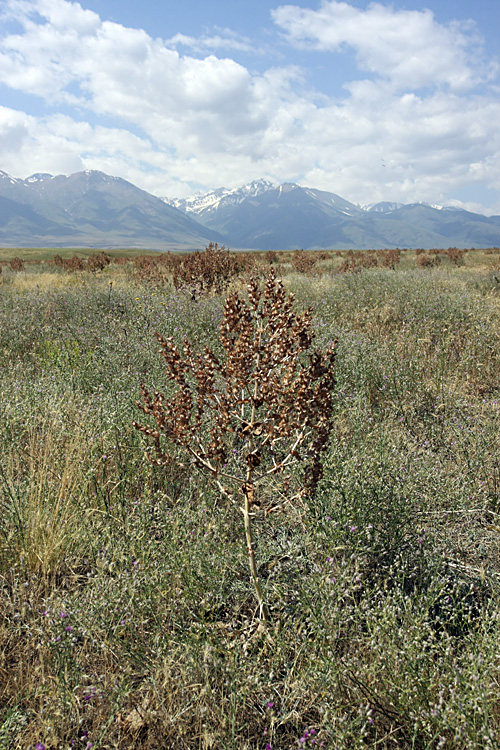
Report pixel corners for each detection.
[0,170,222,250]
[164,181,500,250]
[1,169,500,250]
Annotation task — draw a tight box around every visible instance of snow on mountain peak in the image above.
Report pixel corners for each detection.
[163,178,278,216]
[26,173,54,183]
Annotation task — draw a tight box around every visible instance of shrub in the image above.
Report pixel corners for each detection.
[86,251,111,273]
[173,242,241,299]
[133,255,170,287]
[377,248,401,269]
[9,257,25,272]
[446,247,465,266]
[61,255,85,272]
[291,249,318,275]
[416,253,440,268]
[134,273,337,622]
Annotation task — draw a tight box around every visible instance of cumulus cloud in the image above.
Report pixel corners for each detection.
[272,0,493,92]
[0,0,499,210]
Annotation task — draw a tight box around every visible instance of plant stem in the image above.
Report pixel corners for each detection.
[243,480,268,623]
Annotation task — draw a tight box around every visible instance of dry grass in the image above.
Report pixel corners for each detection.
[1,412,96,583]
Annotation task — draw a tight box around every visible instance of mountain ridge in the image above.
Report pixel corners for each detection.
[1,169,500,250]
[0,170,223,250]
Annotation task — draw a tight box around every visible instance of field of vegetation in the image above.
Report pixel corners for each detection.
[1,245,500,749]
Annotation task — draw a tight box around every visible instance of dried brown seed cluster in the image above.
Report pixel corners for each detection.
[134,272,336,497]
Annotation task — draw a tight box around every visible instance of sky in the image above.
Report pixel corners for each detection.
[1,0,500,213]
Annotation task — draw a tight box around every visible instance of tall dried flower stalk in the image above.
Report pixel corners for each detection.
[133,273,337,622]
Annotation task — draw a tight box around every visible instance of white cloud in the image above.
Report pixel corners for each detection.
[272,1,498,93]
[0,0,499,211]
[165,28,254,55]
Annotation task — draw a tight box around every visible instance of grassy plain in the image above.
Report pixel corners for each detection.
[1,248,500,749]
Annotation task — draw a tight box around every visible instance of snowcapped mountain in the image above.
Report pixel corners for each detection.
[163,178,277,220]
[364,201,405,213]
[2,169,500,249]
[25,173,54,183]
[163,180,500,250]
[0,169,223,249]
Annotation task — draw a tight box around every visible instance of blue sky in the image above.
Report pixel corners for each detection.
[1,0,500,213]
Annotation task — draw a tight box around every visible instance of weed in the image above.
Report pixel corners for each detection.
[173,242,240,299]
[134,273,337,622]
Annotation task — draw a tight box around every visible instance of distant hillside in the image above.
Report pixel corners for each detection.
[0,170,222,249]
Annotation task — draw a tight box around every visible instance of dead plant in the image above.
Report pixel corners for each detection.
[87,251,111,273]
[446,247,465,266]
[133,272,337,623]
[61,255,85,272]
[377,249,401,269]
[291,249,318,275]
[416,253,441,268]
[133,256,170,287]
[172,242,240,299]
[9,257,25,272]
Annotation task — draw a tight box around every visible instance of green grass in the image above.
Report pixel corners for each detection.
[1,253,500,748]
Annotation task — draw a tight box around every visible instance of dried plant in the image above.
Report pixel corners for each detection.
[87,251,111,273]
[156,251,182,273]
[133,273,337,622]
[9,257,25,272]
[291,249,318,275]
[416,253,441,268]
[264,250,278,264]
[446,247,465,266]
[336,250,366,274]
[133,256,170,287]
[61,255,86,272]
[377,248,401,269]
[172,242,240,299]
